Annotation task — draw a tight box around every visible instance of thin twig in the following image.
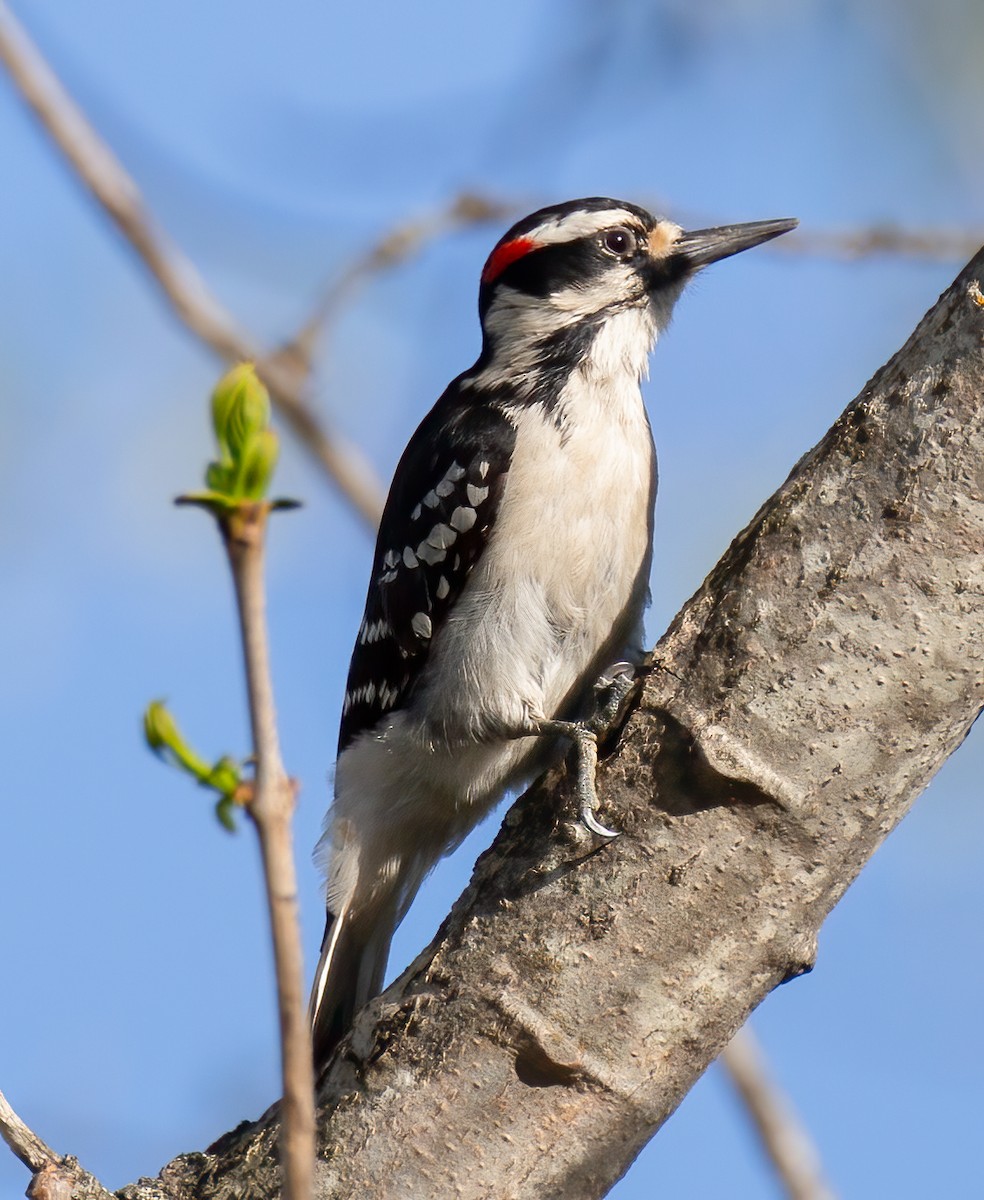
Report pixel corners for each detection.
[773,224,984,262]
[0,2,385,529]
[0,1089,117,1200]
[0,1088,56,1173]
[276,192,515,374]
[721,1026,837,1200]
[223,503,314,1200]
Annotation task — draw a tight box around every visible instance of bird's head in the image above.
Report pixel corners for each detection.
[476,197,797,366]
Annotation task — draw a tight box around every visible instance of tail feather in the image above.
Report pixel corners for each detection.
[309,905,395,1066]
[310,811,436,1065]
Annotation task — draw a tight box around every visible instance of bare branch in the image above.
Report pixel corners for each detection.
[276,192,515,376]
[0,1088,116,1200]
[721,1027,837,1200]
[222,504,315,1200]
[0,3,385,529]
[0,1087,55,1174]
[774,224,984,262]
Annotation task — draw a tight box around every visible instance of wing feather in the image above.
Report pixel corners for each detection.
[338,388,515,751]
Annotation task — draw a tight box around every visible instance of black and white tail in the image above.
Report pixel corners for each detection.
[308,904,392,1065]
[309,815,416,1065]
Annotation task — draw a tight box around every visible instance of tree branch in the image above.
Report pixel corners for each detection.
[273,192,515,378]
[721,1027,836,1200]
[0,2,385,529]
[773,224,984,262]
[122,249,984,1200]
[0,1088,116,1200]
[222,504,314,1200]
[0,1088,56,1174]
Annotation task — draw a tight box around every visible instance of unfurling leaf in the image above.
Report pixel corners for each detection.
[143,701,244,830]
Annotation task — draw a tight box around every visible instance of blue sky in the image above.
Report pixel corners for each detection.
[1,2,982,1196]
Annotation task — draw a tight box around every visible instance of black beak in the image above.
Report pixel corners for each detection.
[674,218,798,269]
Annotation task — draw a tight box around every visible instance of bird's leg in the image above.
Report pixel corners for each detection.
[506,663,642,838]
[513,665,640,840]
[534,663,642,837]
[520,715,618,838]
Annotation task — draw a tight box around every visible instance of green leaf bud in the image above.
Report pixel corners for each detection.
[236,428,280,500]
[215,795,238,833]
[208,756,241,798]
[144,700,181,756]
[205,460,232,494]
[143,701,211,781]
[212,363,270,462]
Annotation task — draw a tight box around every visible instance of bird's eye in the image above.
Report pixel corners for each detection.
[602,227,637,258]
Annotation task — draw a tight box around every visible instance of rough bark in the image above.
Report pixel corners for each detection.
[113,254,984,1200]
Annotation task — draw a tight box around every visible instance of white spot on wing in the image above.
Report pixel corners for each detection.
[424,490,440,508]
[450,506,477,532]
[466,483,489,505]
[403,546,418,568]
[477,461,490,478]
[345,681,379,707]
[359,619,392,645]
[435,478,455,498]
[416,541,447,565]
[411,612,432,639]
[436,575,450,600]
[427,523,456,550]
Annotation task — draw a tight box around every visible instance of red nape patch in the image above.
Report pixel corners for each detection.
[481,236,537,285]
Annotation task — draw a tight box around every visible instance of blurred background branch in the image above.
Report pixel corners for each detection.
[721,1027,837,1200]
[0,1,385,529]
[274,191,516,378]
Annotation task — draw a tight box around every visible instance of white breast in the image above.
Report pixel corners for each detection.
[421,306,657,740]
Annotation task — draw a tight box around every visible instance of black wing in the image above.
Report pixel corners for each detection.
[338,384,515,752]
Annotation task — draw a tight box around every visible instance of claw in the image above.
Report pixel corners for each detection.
[596,660,636,687]
[580,799,620,839]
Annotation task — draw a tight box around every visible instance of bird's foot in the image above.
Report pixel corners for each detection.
[526,716,619,840]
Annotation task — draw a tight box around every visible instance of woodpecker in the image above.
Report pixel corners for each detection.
[310,197,797,1062]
